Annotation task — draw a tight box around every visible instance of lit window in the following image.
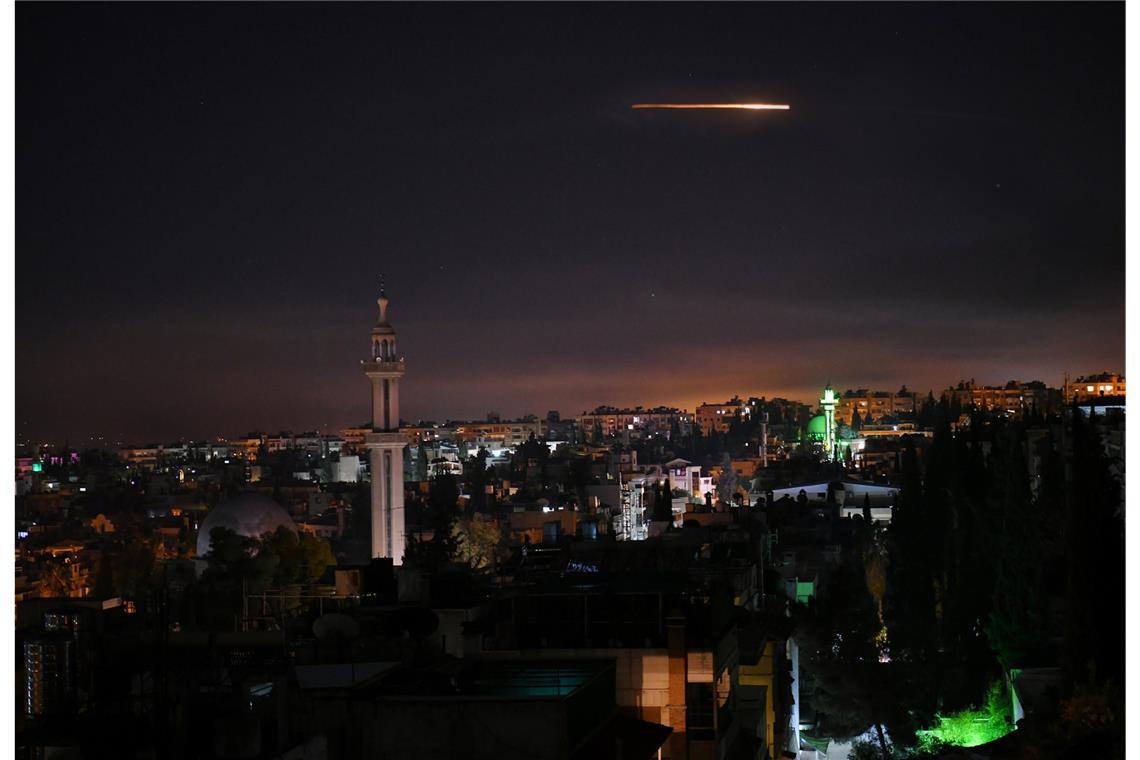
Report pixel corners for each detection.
[1087,385,1095,392]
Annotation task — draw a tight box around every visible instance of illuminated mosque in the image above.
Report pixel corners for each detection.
[196,287,407,564]
[804,384,850,461]
[195,491,297,557]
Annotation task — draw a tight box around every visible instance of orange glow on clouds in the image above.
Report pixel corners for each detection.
[631,103,790,111]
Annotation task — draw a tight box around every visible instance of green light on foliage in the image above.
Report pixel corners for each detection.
[917,680,1014,749]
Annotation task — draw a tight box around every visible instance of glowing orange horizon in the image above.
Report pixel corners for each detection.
[631,103,790,111]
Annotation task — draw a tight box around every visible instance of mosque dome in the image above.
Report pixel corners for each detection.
[806,415,828,439]
[196,491,297,557]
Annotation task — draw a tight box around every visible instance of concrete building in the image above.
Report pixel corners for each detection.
[619,475,649,541]
[454,418,545,448]
[767,480,898,522]
[1064,372,1125,405]
[290,658,670,760]
[361,288,407,565]
[695,398,748,436]
[645,459,712,502]
[946,380,1061,415]
[576,406,689,442]
[320,454,360,484]
[483,584,742,759]
[24,633,75,717]
[837,388,917,425]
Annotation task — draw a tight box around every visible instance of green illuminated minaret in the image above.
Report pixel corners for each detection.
[820,384,838,461]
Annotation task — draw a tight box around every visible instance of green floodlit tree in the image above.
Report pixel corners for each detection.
[916,679,1013,750]
[843,406,1122,757]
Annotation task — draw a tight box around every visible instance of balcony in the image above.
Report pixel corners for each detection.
[364,431,407,446]
[360,359,406,374]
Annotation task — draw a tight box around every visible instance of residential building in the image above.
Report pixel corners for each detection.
[1064,372,1125,404]
[482,556,745,759]
[695,398,748,436]
[945,380,1061,415]
[837,388,917,425]
[454,418,545,448]
[576,406,689,442]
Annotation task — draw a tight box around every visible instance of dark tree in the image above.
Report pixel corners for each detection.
[566,453,594,509]
[466,447,490,514]
[416,443,429,481]
[404,474,461,573]
[1065,408,1124,690]
[885,440,937,662]
[651,480,673,523]
[985,428,1046,671]
[798,542,915,757]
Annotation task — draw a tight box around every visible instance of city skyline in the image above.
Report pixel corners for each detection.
[18,362,1113,448]
[17,3,1123,444]
[16,281,1122,444]
[11,4,1128,758]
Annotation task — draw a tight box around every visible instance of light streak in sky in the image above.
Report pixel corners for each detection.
[631,103,790,111]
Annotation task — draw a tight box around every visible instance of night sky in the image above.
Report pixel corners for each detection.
[17,3,1123,445]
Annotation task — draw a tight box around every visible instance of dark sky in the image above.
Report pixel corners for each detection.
[17,3,1123,445]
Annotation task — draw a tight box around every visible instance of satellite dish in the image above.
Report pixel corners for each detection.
[312,613,360,642]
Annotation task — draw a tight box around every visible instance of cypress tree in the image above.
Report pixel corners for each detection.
[985,425,1046,671]
[652,479,673,523]
[1065,408,1124,688]
[885,439,937,660]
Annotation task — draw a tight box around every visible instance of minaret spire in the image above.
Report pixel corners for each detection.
[377,276,390,323]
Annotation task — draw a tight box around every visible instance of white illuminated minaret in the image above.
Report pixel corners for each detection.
[362,286,407,564]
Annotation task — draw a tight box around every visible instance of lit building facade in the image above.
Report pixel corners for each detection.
[1064,372,1125,404]
[946,380,1060,415]
[836,388,917,425]
[619,475,649,541]
[576,406,689,441]
[454,419,546,447]
[695,398,749,436]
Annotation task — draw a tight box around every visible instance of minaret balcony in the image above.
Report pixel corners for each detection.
[365,431,408,447]
[361,359,406,374]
